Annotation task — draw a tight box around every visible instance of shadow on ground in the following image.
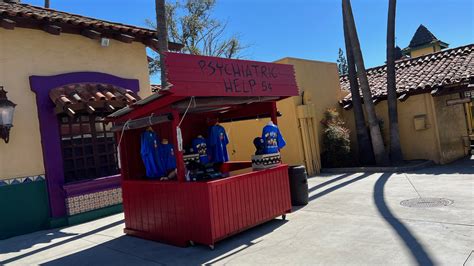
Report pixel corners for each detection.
[5,157,467,265]
[407,155,473,175]
[38,219,288,265]
[309,173,371,202]
[0,220,123,265]
[308,171,437,265]
[0,231,79,254]
[374,173,434,266]
[308,173,354,193]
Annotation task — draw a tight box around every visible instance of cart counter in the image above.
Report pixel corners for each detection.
[122,164,291,247]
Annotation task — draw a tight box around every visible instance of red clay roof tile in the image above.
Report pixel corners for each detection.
[49,83,141,115]
[0,2,183,50]
[340,44,474,103]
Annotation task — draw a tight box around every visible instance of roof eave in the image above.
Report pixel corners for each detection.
[0,3,184,51]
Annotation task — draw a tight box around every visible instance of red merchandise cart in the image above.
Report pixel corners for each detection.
[109,53,299,248]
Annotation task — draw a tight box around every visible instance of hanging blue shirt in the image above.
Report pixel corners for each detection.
[158,143,177,171]
[209,125,229,163]
[192,137,209,164]
[262,124,286,154]
[140,131,166,178]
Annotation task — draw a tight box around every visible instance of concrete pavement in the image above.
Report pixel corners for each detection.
[1,156,473,265]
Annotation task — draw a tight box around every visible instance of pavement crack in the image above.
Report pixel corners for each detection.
[463,250,474,266]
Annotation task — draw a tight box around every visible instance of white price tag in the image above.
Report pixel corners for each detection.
[176,126,183,151]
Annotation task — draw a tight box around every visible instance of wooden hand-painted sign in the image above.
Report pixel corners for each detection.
[165,53,299,97]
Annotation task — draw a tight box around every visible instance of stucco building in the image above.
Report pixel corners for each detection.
[223,57,343,176]
[227,26,473,172]
[340,26,473,164]
[1,1,471,240]
[0,1,180,239]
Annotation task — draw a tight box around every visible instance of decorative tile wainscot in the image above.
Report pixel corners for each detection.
[66,188,122,216]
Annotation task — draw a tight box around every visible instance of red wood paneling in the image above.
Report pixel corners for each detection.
[122,165,291,247]
[207,165,291,242]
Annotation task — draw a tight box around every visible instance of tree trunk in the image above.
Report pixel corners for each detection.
[342,0,389,166]
[387,0,403,163]
[155,0,169,88]
[44,0,50,8]
[343,14,375,165]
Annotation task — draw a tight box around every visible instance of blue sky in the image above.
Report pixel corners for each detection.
[25,0,474,84]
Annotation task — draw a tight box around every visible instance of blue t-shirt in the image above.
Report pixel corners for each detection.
[192,137,209,164]
[158,143,177,171]
[140,131,166,178]
[262,124,286,154]
[208,125,229,163]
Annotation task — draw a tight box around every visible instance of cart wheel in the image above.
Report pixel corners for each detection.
[282,214,286,220]
[189,240,195,246]
[209,244,215,250]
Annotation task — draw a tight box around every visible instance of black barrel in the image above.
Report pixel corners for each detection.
[288,165,309,206]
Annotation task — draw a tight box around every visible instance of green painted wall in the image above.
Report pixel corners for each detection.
[0,180,50,240]
[0,180,124,240]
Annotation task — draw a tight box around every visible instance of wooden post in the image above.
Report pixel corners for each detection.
[270,102,278,125]
[171,109,185,182]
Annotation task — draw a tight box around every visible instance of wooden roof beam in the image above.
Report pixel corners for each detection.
[430,88,440,96]
[86,104,95,114]
[144,38,184,51]
[65,107,76,117]
[81,29,101,40]
[144,38,159,48]
[43,24,61,35]
[343,102,353,110]
[1,18,16,30]
[116,33,134,43]
[105,103,116,112]
[398,93,410,102]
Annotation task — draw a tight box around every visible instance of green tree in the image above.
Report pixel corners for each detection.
[386,0,403,162]
[321,109,352,167]
[342,0,389,166]
[337,48,348,76]
[148,0,246,75]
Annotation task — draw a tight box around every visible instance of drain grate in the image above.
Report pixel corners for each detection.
[400,198,454,208]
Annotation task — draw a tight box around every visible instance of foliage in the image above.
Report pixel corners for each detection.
[147,0,247,75]
[321,108,352,167]
[337,48,348,76]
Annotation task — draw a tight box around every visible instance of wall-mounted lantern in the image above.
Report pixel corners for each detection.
[0,86,16,143]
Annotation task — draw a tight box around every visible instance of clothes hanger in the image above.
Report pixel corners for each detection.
[146,114,155,131]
